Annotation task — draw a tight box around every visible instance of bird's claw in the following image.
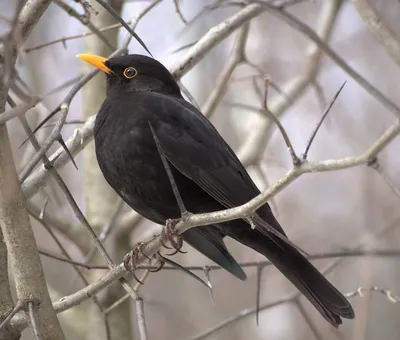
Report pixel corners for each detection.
[147,252,165,272]
[123,242,150,284]
[123,242,166,281]
[162,218,187,256]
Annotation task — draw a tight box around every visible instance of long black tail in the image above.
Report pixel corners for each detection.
[229,227,355,327]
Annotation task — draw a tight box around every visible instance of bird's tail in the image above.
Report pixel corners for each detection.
[229,226,355,327]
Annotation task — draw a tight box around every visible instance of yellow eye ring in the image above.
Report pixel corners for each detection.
[123,67,137,79]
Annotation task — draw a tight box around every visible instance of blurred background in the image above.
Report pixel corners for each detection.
[3,0,400,339]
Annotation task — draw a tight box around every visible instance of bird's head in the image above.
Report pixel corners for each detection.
[77,54,181,97]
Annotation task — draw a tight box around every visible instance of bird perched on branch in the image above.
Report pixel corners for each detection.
[78,53,355,327]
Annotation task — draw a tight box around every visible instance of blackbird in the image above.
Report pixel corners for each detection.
[78,53,355,327]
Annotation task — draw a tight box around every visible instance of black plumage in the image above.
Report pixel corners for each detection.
[79,53,355,327]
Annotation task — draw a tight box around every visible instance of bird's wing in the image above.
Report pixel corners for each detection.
[140,93,258,207]
[134,93,282,235]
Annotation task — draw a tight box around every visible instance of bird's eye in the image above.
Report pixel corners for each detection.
[123,67,137,79]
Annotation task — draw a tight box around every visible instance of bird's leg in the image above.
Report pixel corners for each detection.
[161,218,187,256]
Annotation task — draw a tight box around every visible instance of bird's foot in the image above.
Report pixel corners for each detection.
[123,243,150,284]
[161,218,187,256]
[123,242,165,282]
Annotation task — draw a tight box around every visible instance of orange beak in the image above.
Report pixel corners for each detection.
[76,54,111,74]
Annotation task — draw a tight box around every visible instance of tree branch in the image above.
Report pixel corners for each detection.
[353,0,400,69]
[238,0,342,166]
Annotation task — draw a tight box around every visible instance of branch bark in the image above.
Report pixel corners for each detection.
[81,1,131,339]
[0,1,66,339]
[353,0,400,68]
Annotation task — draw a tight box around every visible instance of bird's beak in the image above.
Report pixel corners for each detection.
[76,54,111,74]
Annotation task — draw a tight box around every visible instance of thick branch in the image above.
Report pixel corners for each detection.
[0,1,66,339]
[353,0,400,68]
[171,3,264,79]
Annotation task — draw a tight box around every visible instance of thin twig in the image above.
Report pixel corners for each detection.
[202,266,214,305]
[0,300,24,332]
[368,159,400,200]
[28,301,41,340]
[238,0,342,167]
[95,0,152,56]
[173,0,187,23]
[345,286,400,303]
[104,271,150,315]
[302,81,346,160]
[135,296,148,340]
[54,0,115,50]
[255,265,263,325]
[262,78,300,165]
[38,249,108,269]
[81,199,124,267]
[187,297,293,340]
[262,2,400,119]
[202,24,249,118]
[37,248,400,271]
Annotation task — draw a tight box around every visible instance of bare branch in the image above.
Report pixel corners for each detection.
[187,297,293,340]
[263,2,400,118]
[255,265,263,325]
[38,248,400,271]
[22,115,96,199]
[368,159,400,200]
[0,2,66,337]
[262,78,300,165]
[173,0,187,24]
[38,249,108,269]
[171,3,265,79]
[135,296,148,340]
[95,0,152,56]
[353,0,400,69]
[186,214,400,339]
[54,0,115,50]
[104,270,149,315]
[82,199,124,264]
[0,300,24,334]
[202,24,249,118]
[345,286,400,304]
[302,81,346,160]
[238,0,342,166]
[24,0,162,53]
[27,301,41,340]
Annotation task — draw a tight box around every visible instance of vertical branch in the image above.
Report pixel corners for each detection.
[0,1,66,339]
[0,232,19,340]
[82,0,122,232]
[81,1,131,340]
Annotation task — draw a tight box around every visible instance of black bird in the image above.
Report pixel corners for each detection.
[78,53,355,327]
